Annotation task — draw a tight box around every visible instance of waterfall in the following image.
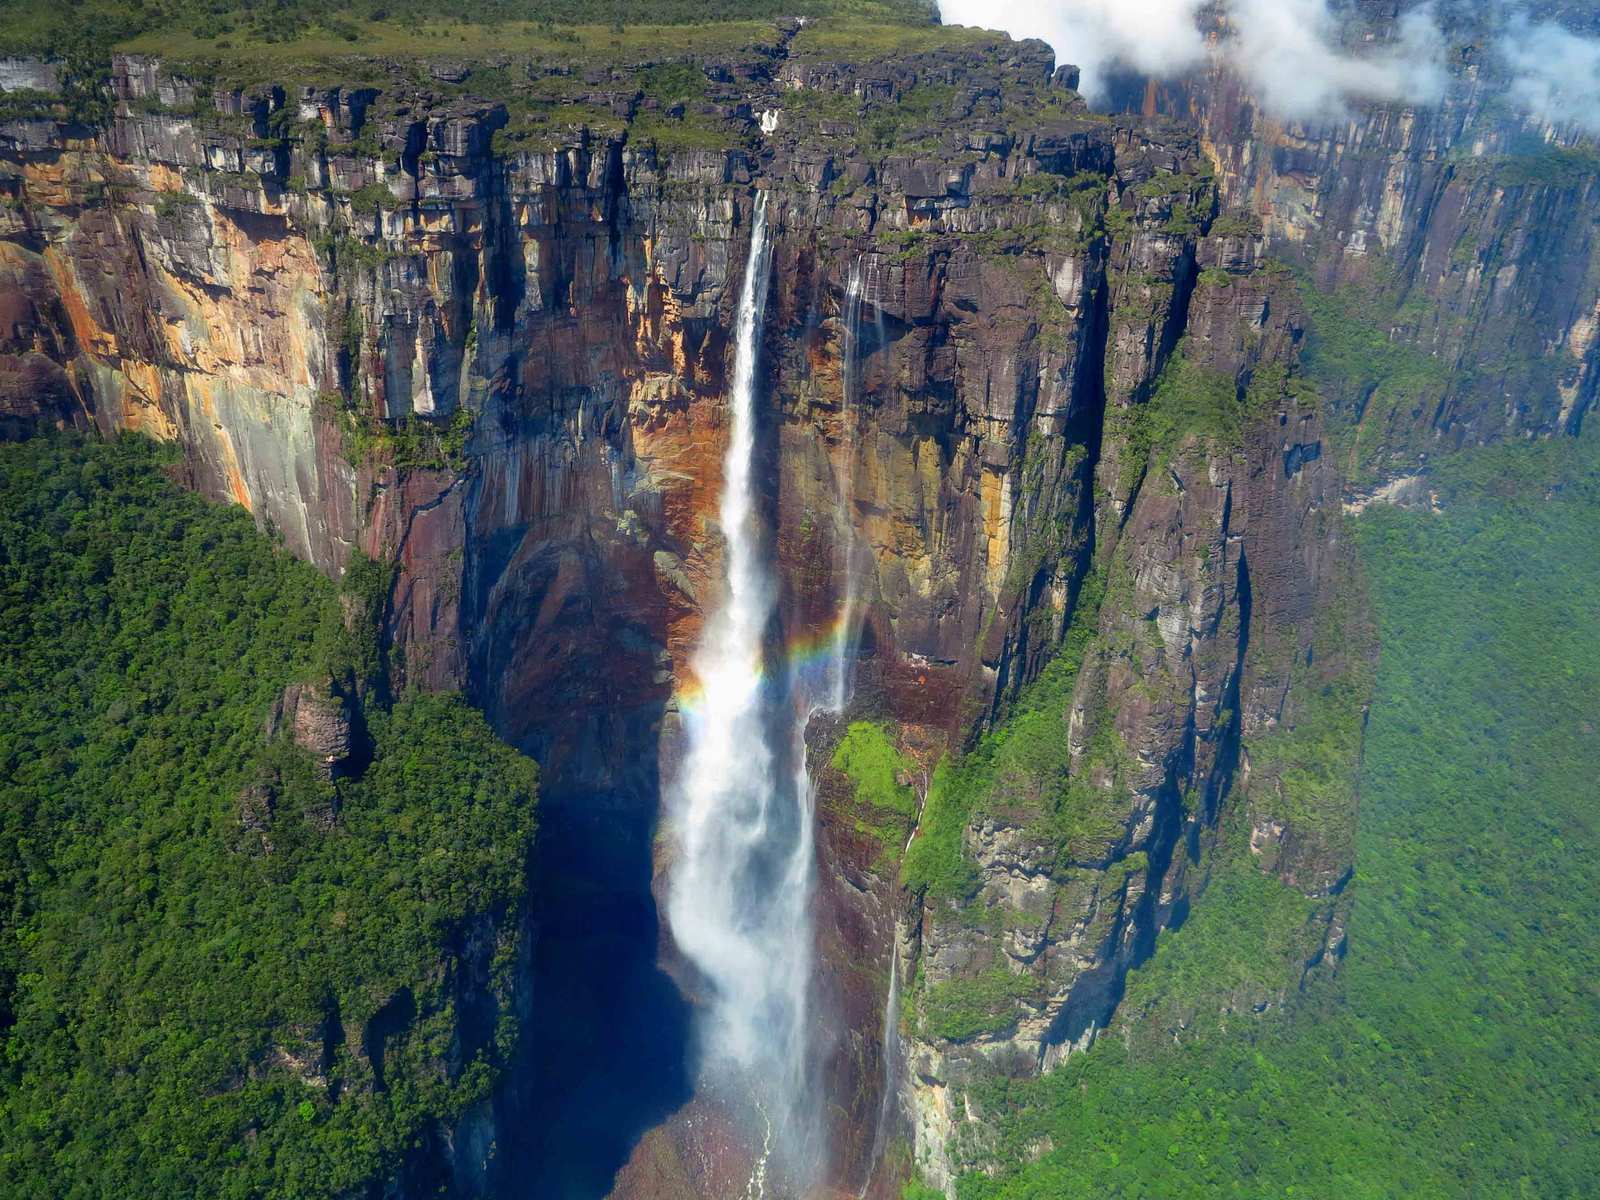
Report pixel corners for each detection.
[665,192,822,1183]
[869,256,887,373]
[860,937,903,1197]
[831,258,867,713]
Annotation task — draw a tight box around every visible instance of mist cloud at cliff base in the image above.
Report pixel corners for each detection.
[937,0,1600,133]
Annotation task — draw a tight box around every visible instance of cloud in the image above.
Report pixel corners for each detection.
[937,0,1207,102]
[1226,0,1448,119]
[939,0,1447,120]
[1500,11,1600,134]
[940,0,1600,133]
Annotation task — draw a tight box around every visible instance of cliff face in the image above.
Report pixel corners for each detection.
[1119,2,1599,489]
[0,10,1587,1195]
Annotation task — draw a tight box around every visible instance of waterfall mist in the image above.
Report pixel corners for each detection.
[664,192,823,1190]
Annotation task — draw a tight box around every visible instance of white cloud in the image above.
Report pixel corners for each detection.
[937,0,1207,102]
[942,1,1600,133]
[1226,0,1447,120]
[1501,12,1600,134]
[940,0,1447,120]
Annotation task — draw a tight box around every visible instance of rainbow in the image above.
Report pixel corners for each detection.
[673,608,856,715]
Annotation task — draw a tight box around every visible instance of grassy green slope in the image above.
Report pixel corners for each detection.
[0,0,945,126]
[0,0,936,61]
[943,433,1600,1198]
[0,434,538,1198]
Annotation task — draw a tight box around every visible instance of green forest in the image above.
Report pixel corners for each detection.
[0,434,539,1197]
[0,0,936,63]
[939,434,1600,1197]
[0,0,941,127]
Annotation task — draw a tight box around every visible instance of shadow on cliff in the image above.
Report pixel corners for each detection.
[463,546,692,1195]
[487,718,691,1198]
[503,766,692,1198]
[447,215,702,1187]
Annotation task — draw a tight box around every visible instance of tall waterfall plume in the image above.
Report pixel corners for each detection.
[665,192,822,1184]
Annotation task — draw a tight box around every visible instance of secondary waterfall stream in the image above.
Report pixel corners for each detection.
[832,258,867,712]
[665,192,822,1189]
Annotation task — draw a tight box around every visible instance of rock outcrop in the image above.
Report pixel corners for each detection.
[268,681,355,779]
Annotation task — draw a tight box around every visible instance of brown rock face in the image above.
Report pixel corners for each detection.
[268,681,354,780]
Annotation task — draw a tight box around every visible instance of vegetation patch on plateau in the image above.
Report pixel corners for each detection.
[1297,275,1454,485]
[901,566,1108,902]
[1245,670,1368,859]
[0,1,941,75]
[831,721,919,863]
[1105,347,1290,496]
[319,393,475,472]
[1113,826,1318,1040]
[1448,138,1600,189]
[921,968,1035,1042]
